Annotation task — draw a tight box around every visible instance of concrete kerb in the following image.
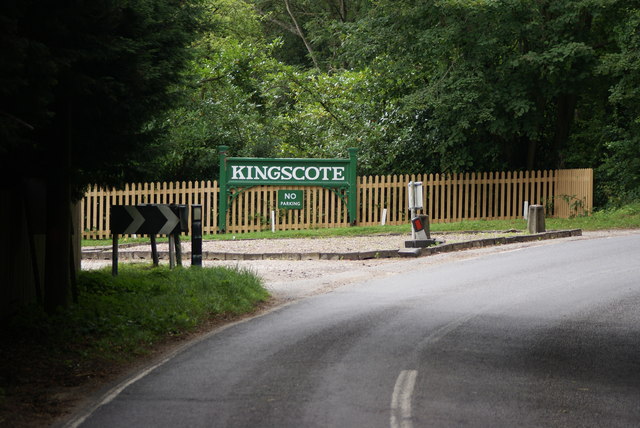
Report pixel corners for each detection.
[81,229,583,262]
[399,229,583,258]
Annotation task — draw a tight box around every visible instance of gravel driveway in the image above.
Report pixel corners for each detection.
[82,230,638,303]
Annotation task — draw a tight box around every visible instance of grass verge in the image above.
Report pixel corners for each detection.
[0,265,269,426]
[83,202,640,247]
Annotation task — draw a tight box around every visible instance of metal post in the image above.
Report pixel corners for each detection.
[168,234,176,269]
[408,181,416,240]
[408,181,424,241]
[174,232,182,267]
[411,208,416,240]
[150,234,159,267]
[191,204,202,267]
[112,233,119,276]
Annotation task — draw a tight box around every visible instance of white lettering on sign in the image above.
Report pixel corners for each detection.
[282,166,293,180]
[284,193,297,200]
[230,165,346,182]
[305,167,320,181]
[333,167,344,180]
[293,167,305,180]
[232,165,246,180]
[254,166,267,180]
[268,167,280,180]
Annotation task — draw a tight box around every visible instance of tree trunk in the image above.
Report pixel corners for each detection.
[44,178,71,313]
[284,0,320,69]
[526,139,537,171]
[553,94,577,169]
[43,103,73,313]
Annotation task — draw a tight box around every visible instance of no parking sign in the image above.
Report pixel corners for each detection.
[278,190,303,209]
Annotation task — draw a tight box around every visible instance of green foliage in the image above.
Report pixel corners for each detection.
[1,0,206,312]
[5,265,269,360]
[338,0,618,173]
[147,1,290,180]
[251,0,372,69]
[26,0,632,205]
[596,7,640,206]
[0,0,204,192]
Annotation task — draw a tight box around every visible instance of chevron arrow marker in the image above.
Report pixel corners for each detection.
[123,206,145,234]
[157,205,180,235]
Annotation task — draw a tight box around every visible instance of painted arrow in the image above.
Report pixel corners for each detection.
[157,205,180,235]
[123,206,145,234]
[111,204,186,235]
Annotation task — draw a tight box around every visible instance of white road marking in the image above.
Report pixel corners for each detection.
[391,370,418,428]
[64,356,174,428]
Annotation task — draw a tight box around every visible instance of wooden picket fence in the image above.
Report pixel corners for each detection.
[81,169,592,239]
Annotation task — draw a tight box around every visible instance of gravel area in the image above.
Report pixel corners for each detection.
[82,229,639,303]
[85,231,519,255]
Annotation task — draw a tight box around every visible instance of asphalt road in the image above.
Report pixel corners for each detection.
[72,234,640,428]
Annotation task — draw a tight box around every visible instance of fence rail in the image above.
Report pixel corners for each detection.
[81,169,592,239]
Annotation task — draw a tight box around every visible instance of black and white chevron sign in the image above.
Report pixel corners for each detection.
[110,205,188,235]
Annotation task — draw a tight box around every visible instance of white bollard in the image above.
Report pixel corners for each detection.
[271,210,276,233]
[381,208,387,226]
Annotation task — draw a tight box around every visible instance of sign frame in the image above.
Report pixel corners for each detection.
[218,146,358,232]
[110,204,187,236]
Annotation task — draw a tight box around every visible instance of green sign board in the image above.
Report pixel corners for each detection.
[278,190,304,209]
[226,158,349,186]
[218,146,358,232]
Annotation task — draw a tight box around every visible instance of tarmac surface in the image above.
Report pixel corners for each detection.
[72,231,640,428]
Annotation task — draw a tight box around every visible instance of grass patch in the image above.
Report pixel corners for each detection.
[82,202,640,247]
[3,265,269,364]
[432,203,640,231]
[547,201,640,230]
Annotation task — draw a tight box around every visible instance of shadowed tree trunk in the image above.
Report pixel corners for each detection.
[43,104,72,313]
[44,177,71,313]
[553,94,578,169]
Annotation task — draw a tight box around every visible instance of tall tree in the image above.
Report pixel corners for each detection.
[339,0,624,173]
[0,0,202,311]
[251,0,370,69]
[146,0,292,180]
[596,5,640,204]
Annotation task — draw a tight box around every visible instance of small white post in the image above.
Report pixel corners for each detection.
[523,201,529,220]
[381,208,387,226]
[408,182,416,240]
[271,210,276,233]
